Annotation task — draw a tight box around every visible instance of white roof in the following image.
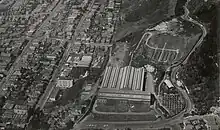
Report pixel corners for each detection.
[57,79,73,88]
[164,79,174,88]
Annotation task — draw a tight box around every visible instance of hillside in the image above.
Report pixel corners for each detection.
[179,2,219,115]
[114,0,178,42]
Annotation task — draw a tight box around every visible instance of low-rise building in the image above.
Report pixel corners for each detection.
[164,79,174,88]
[13,105,28,115]
[2,110,14,119]
[49,87,60,101]
[56,78,73,89]
[3,100,14,110]
[75,55,92,67]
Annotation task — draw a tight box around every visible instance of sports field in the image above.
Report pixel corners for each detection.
[94,98,152,113]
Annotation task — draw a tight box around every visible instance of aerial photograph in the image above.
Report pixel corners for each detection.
[0,0,219,130]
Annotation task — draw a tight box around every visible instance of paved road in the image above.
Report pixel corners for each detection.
[168,0,207,117]
[50,37,112,47]
[25,0,97,128]
[6,12,50,18]
[74,0,207,129]
[35,0,96,110]
[0,0,64,96]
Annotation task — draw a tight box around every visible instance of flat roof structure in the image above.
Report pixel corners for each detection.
[145,72,155,93]
[99,66,154,100]
[56,79,73,89]
[164,79,174,88]
[101,66,145,91]
[49,87,59,101]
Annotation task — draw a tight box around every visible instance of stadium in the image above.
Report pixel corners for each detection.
[92,66,156,115]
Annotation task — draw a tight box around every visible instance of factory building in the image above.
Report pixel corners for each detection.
[101,66,145,91]
[99,66,155,101]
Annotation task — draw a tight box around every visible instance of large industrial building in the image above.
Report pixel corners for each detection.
[77,66,157,129]
[98,66,155,101]
[101,66,145,90]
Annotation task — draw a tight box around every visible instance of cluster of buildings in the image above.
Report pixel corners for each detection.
[0,101,28,129]
[183,118,208,130]
[0,39,26,80]
[47,0,119,103]
[0,0,59,38]
[42,0,85,40]
[43,78,95,130]
[75,65,158,129]
[0,0,124,129]
[76,0,121,44]
[0,0,99,128]
[0,0,60,83]
[0,0,80,129]
[0,38,66,129]
[46,102,88,130]
[39,0,123,129]
[48,42,109,102]
[182,111,220,130]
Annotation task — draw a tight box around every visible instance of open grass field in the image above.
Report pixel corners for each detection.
[146,34,181,63]
[131,17,201,66]
[94,98,152,113]
[107,42,129,67]
[92,111,157,122]
[95,98,129,113]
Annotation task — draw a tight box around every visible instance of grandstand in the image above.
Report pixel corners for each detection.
[88,66,157,123]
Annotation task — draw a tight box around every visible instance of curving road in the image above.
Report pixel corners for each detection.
[75,0,207,129]
[168,0,207,125]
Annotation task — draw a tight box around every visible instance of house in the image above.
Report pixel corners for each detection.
[12,116,27,128]
[49,87,60,101]
[13,105,28,115]
[3,100,14,110]
[76,55,92,67]
[13,70,21,76]
[164,79,174,88]
[46,55,56,60]
[56,78,73,89]
[2,110,14,119]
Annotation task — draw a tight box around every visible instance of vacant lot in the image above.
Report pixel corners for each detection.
[107,42,129,67]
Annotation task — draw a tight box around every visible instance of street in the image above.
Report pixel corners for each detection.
[0,0,64,96]
[74,0,207,129]
[35,0,96,110]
